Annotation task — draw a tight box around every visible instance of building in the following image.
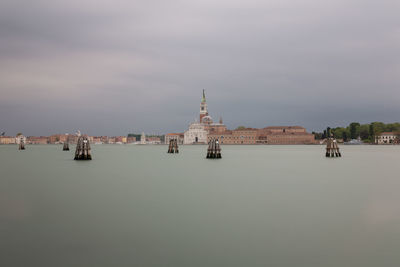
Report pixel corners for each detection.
[375,132,399,144]
[165,133,184,144]
[209,126,315,145]
[184,123,208,144]
[0,136,16,144]
[127,136,137,143]
[115,136,127,144]
[27,136,48,144]
[140,132,146,144]
[146,137,161,144]
[15,134,27,144]
[208,128,258,144]
[183,90,226,144]
[256,126,315,144]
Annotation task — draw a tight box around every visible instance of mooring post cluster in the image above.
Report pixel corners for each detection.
[74,135,92,160]
[206,138,222,159]
[63,142,69,151]
[19,140,25,150]
[326,136,341,157]
[167,139,179,153]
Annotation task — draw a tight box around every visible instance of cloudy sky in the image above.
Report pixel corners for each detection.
[0,0,399,136]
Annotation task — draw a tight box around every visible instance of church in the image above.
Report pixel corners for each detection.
[183,90,226,144]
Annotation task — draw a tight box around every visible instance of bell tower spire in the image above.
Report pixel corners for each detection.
[200,89,208,123]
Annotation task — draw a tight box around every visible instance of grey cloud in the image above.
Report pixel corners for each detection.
[0,0,399,136]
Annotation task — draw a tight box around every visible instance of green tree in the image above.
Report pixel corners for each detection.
[349,122,360,139]
[359,124,370,140]
[235,126,246,130]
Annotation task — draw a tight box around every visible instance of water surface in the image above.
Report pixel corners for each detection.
[1,145,400,267]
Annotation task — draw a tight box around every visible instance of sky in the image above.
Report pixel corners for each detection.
[0,0,399,136]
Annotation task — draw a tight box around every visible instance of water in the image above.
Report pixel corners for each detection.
[1,144,400,267]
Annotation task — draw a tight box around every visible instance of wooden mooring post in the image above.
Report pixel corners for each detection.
[206,138,222,159]
[326,136,341,157]
[63,142,70,151]
[74,136,92,160]
[167,139,179,153]
[19,141,25,150]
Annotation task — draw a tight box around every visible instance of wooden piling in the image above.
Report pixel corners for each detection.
[74,135,92,160]
[19,141,25,150]
[167,139,179,153]
[206,138,222,159]
[325,137,341,157]
[63,142,70,151]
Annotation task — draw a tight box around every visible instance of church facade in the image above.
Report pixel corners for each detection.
[183,90,227,144]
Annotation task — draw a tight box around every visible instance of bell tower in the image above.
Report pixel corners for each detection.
[200,89,208,123]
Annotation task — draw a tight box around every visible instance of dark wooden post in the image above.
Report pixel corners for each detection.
[63,142,70,151]
[19,141,25,150]
[167,139,179,153]
[207,138,222,159]
[74,136,92,160]
[325,135,341,157]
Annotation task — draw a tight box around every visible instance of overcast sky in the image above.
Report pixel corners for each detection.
[0,0,399,136]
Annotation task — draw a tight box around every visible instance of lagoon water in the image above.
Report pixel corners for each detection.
[1,144,400,267]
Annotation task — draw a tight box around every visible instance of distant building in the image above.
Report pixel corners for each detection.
[208,128,258,144]
[209,126,315,145]
[140,132,146,144]
[48,134,69,144]
[146,137,161,144]
[256,126,315,144]
[127,136,136,143]
[183,90,226,144]
[184,123,208,144]
[115,136,127,144]
[15,134,27,144]
[375,132,399,144]
[0,136,16,144]
[165,133,184,144]
[27,136,48,144]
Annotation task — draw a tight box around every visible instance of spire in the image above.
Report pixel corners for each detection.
[219,116,223,124]
[202,89,206,103]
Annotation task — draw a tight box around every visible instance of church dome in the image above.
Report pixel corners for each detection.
[202,115,213,124]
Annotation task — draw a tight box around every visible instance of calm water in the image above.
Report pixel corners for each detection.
[1,144,400,267]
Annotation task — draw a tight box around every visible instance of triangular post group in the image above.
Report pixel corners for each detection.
[206,138,222,159]
[167,139,179,153]
[74,136,92,160]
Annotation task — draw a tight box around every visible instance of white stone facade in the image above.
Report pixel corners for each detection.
[375,132,398,144]
[184,123,208,144]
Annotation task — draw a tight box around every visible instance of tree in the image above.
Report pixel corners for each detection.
[349,122,360,139]
[235,126,246,130]
[359,124,370,140]
[342,131,348,142]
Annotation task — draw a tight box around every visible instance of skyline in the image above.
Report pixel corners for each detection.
[1,0,399,136]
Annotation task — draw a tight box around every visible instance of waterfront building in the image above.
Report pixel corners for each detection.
[0,136,17,144]
[208,128,258,144]
[27,136,48,144]
[165,133,184,144]
[209,126,315,145]
[184,122,208,144]
[48,134,69,144]
[146,137,161,144]
[140,132,146,144]
[375,132,399,144]
[183,90,226,144]
[15,134,27,145]
[256,126,315,144]
[127,137,137,143]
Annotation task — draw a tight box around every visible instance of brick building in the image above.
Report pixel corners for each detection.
[209,126,315,145]
[0,136,16,144]
[165,133,184,144]
[27,136,48,144]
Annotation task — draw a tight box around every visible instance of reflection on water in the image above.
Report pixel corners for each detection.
[1,145,400,267]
